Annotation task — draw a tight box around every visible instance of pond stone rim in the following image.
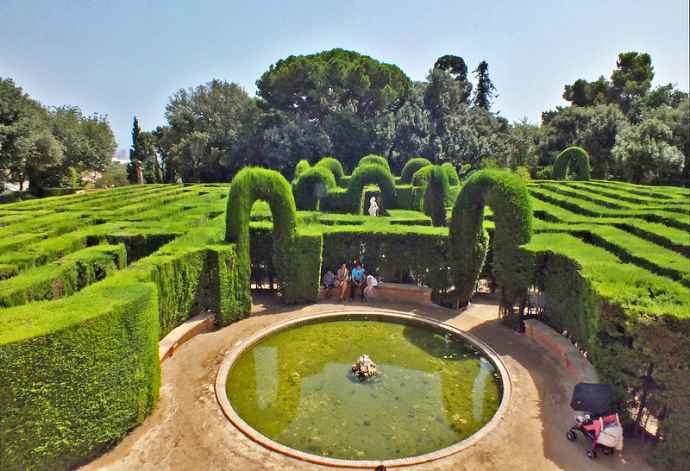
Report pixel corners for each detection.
[215,309,513,468]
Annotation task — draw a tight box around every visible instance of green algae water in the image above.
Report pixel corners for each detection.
[226,319,502,461]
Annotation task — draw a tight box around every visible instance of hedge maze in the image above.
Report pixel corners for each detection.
[1,156,688,469]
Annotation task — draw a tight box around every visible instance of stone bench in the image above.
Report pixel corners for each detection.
[319,282,432,305]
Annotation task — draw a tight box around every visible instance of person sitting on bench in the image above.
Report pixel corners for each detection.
[350,261,365,301]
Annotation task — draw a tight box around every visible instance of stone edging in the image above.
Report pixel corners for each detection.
[159,312,215,363]
[214,309,512,468]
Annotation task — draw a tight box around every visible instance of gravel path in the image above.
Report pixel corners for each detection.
[82,296,653,471]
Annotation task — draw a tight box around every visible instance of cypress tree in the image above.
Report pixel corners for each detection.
[472,61,497,110]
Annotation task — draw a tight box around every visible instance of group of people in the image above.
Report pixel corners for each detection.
[322,260,379,302]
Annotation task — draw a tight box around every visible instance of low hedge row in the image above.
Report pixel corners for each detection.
[0,244,126,308]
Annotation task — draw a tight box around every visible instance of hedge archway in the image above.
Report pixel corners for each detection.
[411,165,434,186]
[423,166,449,227]
[442,162,460,186]
[449,169,533,312]
[293,166,336,210]
[346,164,396,213]
[401,157,432,183]
[553,146,591,181]
[315,157,345,185]
[357,154,391,173]
[226,168,298,313]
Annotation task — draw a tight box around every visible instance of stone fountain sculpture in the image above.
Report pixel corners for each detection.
[351,354,377,379]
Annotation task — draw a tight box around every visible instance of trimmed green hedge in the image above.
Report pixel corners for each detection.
[357,154,391,173]
[411,165,434,187]
[449,169,533,309]
[226,167,319,312]
[0,278,161,471]
[315,157,345,186]
[0,244,126,308]
[553,146,591,181]
[401,157,432,183]
[293,159,310,180]
[293,166,336,210]
[442,162,461,186]
[346,164,396,214]
[423,166,449,227]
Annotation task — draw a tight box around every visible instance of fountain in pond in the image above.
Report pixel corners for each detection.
[351,353,378,379]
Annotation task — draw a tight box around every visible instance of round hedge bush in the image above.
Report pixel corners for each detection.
[357,154,391,173]
[293,166,337,210]
[315,156,345,185]
[293,159,311,181]
[401,157,432,183]
[411,165,434,187]
[442,162,460,186]
[553,146,591,181]
[423,166,449,227]
[347,163,396,213]
[226,167,297,313]
[449,169,533,309]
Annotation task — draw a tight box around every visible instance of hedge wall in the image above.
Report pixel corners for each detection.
[293,166,336,210]
[401,157,432,183]
[553,146,591,181]
[449,169,533,310]
[345,164,396,214]
[0,278,161,470]
[357,154,391,173]
[315,157,345,186]
[423,166,449,227]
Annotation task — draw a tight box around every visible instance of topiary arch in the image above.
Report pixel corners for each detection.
[346,163,396,214]
[226,167,319,314]
[315,157,345,185]
[401,157,432,183]
[553,146,591,180]
[293,166,336,210]
[411,165,434,187]
[423,165,449,227]
[449,170,533,314]
[357,154,391,173]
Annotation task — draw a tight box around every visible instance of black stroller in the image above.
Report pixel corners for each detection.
[566,383,623,459]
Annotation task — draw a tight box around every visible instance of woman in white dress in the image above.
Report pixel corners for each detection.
[368,196,379,216]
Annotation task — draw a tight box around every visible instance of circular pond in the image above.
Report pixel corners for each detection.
[216,311,510,467]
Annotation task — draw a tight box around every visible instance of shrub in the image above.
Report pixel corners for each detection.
[315,156,345,185]
[346,164,396,214]
[515,166,532,182]
[401,157,432,183]
[442,162,461,186]
[357,154,391,173]
[411,165,434,187]
[423,166,449,227]
[449,169,533,310]
[553,146,591,180]
[226,167,319,311]
[293,159,310,180]
[293,166,336,210]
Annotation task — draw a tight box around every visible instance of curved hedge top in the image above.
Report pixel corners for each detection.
[411,165,434,187]
[553,146,591,181]
[423,166,449,227]
[442,162,461,186]
[294,159,311,181]
[315,157,345,185]
[449,169,533,307]
[401,157,432,183]
[226,167,297,313]
[346,163,396,214]
[357,154,390,173]
[293,166,336,210]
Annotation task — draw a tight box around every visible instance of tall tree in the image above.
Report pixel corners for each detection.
[472,61,497,110]
[256,48,411,120]
[127,116,143,182]
[433,54,472,103]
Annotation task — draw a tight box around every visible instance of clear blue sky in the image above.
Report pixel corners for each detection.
[1,0,688,153]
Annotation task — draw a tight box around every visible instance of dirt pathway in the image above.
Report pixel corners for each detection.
[82,297,653,471]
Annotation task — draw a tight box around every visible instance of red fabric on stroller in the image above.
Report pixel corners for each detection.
[582,414,618,441]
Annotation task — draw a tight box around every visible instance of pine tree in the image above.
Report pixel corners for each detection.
[472,61,497,110]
